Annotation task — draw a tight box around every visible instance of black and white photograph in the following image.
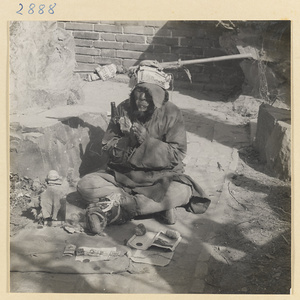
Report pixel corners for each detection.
[9,20,291,294]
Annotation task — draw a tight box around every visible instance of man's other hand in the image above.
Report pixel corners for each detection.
[132,122,148,144]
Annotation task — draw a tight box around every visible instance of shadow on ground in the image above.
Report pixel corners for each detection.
[181,107,250,149]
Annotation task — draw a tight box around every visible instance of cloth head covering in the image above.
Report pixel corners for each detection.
[128,60,172,90]
[133,82,166,108]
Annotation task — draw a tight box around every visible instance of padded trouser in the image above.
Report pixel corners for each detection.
[77,172,192,215]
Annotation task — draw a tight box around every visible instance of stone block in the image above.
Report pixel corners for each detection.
[74,39,93,47]
[65,22,94,31]
[123,43,153,52]
[94,24,122,33]
[116,34,145,44]
[94,57,122,66]
[265,121,291,180]
[100,33,116,41]
[57,22,65,29]
[116,50,143,59]
[94,41,123,49]
[99,21,116,25]
[75,55,95,63]
[153,45,170,53]
[73,31,99,40]
[154,28,172,37]
[101,49,116,58]
[181,37,211,48]
[147,36,179,46]
[116,21,147,26]
[172,28,199,38]
[255,103,291,180]
[140,52,162,61]
[123,25,154,35]
[172,46,203,56]
[75,47,100,56]
[144,21,167,27]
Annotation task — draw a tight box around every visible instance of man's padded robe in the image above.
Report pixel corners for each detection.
[102,97,211,214]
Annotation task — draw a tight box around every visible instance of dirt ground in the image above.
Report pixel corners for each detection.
[9,84,291,294]
[204,146,291,294]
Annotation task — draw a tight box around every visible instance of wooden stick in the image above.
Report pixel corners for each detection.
[74,52,257,73]
[160,53,255,68]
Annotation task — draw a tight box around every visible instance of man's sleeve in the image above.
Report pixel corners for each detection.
[102,101,137,166]
[128,107,187,170]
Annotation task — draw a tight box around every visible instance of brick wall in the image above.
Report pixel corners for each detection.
[58,21,244,93]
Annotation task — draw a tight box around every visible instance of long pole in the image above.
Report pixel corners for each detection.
[160,53,254,68]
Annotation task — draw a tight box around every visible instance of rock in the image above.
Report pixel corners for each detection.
[255,103,291,180]
[220,22,290,107]
[233,95,263,117]
[10,21,84,111]
[10,112,109,180]
[135,224,147,236]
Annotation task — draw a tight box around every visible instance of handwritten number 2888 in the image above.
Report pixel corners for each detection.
[16,3,56,15]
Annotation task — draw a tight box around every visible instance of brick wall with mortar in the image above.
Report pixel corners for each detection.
[58,21,244,93]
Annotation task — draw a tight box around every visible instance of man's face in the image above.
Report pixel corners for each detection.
[133,90,150,112]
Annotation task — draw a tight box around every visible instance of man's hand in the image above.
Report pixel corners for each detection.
[119,116,132,133]
[132,122,148,144]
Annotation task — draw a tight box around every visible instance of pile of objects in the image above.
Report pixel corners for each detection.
[86,63,125,82]
[10,173,46,211]
[61,223,182,267]
[10,172,47,236]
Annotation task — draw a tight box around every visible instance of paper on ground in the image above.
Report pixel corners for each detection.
[75,247,117,262]
[130,249,174,267]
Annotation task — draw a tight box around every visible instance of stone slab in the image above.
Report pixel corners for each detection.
[255,103,291,180]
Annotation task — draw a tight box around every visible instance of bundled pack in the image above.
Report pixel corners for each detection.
[128,60,173,90]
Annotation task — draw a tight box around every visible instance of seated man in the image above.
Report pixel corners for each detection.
[77,67,210,234]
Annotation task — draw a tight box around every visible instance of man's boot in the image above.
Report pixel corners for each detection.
[104,192,141,225]
[85,192,140,235]
[158,208,177,225]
